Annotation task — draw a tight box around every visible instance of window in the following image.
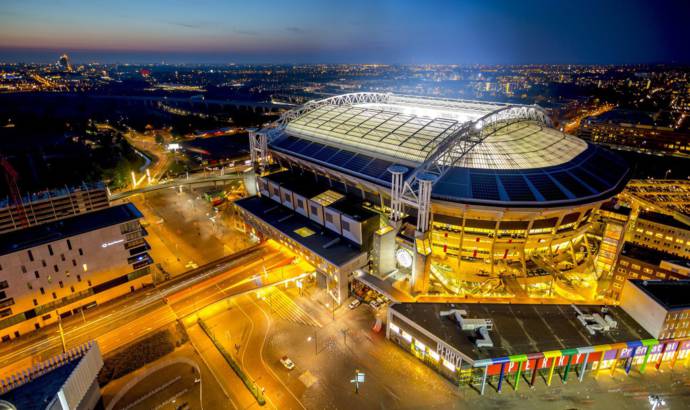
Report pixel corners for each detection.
[78,248,83,256]
[42,260,47,267]
[342,220,351,232]
[72,259,77,267]
[70,286,75,293]
[48,245,54,256]
[59,281,63,288]
[21,265,27,274]
[51,292,57,300]
[26,282,32,290]
[40,287,45,295]
[33,299,38,306]
[82,264,88,272]
[87,280,92,287]
[34,271,39,279]
[66,239,72,250]
[27,250,34,262]
[60,254,65,262]
[65,270,70,277]
[53,265,58,273]
[325,213,334,223]
[76,274,81,282]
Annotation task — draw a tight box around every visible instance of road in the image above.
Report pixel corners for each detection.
[110,172,245,200]
[0,244,299,377]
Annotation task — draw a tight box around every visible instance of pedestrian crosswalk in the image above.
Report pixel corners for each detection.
[260,288,322,328]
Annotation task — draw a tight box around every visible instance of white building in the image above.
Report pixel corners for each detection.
[0,204,153,341]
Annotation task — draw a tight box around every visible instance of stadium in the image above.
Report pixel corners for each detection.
[238,93,630,303]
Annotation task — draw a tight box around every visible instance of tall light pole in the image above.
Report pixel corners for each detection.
[56,310,66,353]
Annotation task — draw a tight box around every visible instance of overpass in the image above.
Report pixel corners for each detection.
[109,173,247,200]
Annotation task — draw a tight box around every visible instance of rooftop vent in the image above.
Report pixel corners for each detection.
[572,305,618,336]
[441,309,494,348]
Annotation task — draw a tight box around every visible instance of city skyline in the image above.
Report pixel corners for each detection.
[1,0,690,64]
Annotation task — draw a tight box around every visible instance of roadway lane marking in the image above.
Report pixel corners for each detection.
[250,296,308,410]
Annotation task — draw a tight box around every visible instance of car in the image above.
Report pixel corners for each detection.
[376,297,386,305]
[369,300,380,309]
[280,356,295,370]
[348,299,361,309]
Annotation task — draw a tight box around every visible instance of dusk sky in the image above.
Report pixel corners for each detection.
[1,0,689,64]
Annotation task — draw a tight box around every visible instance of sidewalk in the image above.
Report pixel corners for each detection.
[187,323,260,410]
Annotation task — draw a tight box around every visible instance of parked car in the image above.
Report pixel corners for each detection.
[348,299,361,309]
[280,356,295,370]
[369,300,380,310]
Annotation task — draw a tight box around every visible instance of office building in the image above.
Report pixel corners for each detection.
[0,203,152,341]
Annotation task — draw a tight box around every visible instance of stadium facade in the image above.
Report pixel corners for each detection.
[238,93,630,304]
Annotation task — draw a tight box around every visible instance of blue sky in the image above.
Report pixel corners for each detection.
[1,0,688,64]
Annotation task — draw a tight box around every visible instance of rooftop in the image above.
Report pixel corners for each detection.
[628,279,690,311]
[0,358,79,409]
[0,203,142,256]
[638,211,690,231]
[390,303,651,363]
[285,94,503,165]
[271,93,630,207]
[235,195,364,267]
[620,242,690,268]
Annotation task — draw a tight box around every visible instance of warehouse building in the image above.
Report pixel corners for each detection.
[387,302,689,395]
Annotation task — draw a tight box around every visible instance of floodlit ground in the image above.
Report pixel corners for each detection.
[190,281,690,410]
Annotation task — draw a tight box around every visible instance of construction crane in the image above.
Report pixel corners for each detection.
[1,157,29,229]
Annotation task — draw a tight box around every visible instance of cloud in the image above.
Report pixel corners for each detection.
[285,27,306,34]
[232,28,259,36]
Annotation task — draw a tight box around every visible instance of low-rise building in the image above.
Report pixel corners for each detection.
[620,279,690,340]
[630,211,690,259]
[0,341,103,409]
[0,203,153,341]
[387,302,688,396]
[0,183,109,235]
[611,243,690,300]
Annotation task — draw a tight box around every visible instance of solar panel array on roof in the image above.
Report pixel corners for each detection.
[270,135,399,184]
[471,174,500,200]
[498,175,536,202]
[551,171,594,197]
[570,168,608,192]
[527,174,570,201]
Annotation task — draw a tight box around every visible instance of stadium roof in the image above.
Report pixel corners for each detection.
[286,103,486,164]
[269,93,630,207]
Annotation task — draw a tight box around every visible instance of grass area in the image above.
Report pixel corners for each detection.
[98,323,189,387]
[197,318,266,406]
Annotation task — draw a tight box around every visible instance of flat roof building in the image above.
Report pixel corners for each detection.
[0,203,153,342]
[620,280,690,340]
[611,243,690,300]
[0,341,103,409]
[387,302,689,395]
